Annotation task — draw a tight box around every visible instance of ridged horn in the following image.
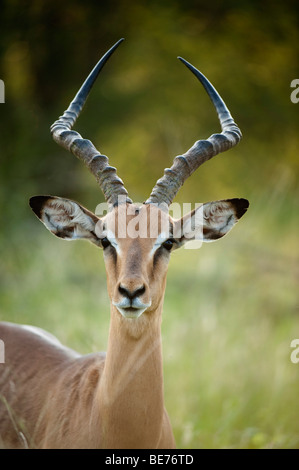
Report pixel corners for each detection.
[145,57,242,206]
[51,39,132,207]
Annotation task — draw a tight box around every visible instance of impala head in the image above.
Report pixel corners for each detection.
[30,39,249,324]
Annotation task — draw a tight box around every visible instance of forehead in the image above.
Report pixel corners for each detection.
[103,204,172,240]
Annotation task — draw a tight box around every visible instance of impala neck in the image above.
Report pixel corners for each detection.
[98,303,165,449]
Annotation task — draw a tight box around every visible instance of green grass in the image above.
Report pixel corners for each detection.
[164,248,299,448]
[0,191,298,448]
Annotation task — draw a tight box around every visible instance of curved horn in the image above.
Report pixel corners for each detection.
[51,39,132,207]
[145,57,242,206]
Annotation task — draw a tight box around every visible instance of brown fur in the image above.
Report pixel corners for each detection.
[0,201,247,448]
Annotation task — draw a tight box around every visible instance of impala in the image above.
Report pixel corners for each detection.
[0,39,249,449]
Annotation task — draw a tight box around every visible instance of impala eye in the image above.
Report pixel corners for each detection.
[162,239,174,251]
[101,237,111,249]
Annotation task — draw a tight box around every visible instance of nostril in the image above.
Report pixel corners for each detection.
[118,285,130,299]
[134,285,146,298]
[118,284,146,300]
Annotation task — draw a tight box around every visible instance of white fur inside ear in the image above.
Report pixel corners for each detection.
[40,198,98,242]
[176,200,240,245]
[45,200,93,230]
[199,200,240,242]
[203,201,237,234]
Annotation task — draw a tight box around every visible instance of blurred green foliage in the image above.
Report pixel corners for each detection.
[0,0,298,448]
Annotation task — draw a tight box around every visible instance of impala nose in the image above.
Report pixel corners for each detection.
[118,283,146,301]
[113,280,151,318]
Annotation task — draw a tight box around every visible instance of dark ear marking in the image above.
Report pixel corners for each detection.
[54,226,76,239]
[29,195,52,219]
[229,198,249,220]
[202,227,225,240]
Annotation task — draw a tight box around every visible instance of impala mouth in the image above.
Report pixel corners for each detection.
[112,299,152,319]
[116,306,148,319]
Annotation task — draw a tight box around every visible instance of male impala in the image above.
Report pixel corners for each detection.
[0,39,248,449]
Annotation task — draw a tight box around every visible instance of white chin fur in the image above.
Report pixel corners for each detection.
[116,307,148,319]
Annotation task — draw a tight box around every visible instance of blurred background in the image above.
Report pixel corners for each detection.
[0,0,298,448]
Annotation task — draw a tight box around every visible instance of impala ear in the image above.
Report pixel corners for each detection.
[29,196,102,246]
[174,198,249,246]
